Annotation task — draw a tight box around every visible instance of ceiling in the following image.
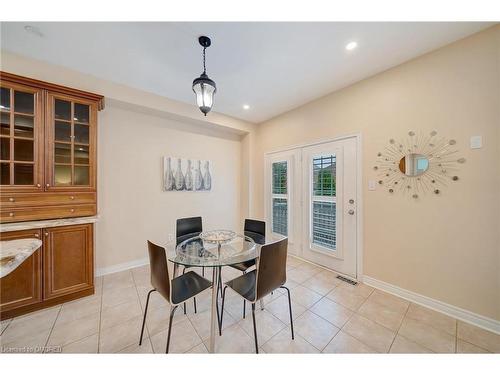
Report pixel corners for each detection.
[0,22,494,123]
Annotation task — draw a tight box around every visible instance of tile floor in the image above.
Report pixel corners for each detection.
[1,256,499,354]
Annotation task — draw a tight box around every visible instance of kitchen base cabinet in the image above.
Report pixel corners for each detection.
[0,223,94,320]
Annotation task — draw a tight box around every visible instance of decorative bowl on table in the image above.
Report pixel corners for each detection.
[199,230,237,244]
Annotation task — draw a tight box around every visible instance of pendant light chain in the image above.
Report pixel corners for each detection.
[203,47,207,74]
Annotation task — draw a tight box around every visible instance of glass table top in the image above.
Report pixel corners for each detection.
[166,233,258,267]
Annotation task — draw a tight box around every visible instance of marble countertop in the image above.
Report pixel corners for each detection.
[0,238,42,278]
[0,216,99,233]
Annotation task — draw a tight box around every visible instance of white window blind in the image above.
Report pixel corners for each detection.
[272,161,288,235]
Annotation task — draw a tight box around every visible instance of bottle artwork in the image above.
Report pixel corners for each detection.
[203,161,212,190]
[164,157,174,191]
[174,158,185,190]
[163,157,211,192]
[185,160,193,191]
[194,160,204,191]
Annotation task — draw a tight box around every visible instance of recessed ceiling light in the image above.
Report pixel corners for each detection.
[243,104,250,110]
[24,25,44,38]
[345,41,358,51]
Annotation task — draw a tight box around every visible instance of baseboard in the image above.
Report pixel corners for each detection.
[95,257,149,277]
[363,275,500,335]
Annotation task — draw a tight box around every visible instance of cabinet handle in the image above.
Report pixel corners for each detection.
[9,212,14,217]
[70,208,75,213]
[44,232,49,237]
[46,184,50,188]
[70,196,75,200]
[9,197,15,202]
[34,233,39,238]
[36,184,41,188]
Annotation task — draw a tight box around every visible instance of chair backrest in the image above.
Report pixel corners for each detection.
[255,237,288,301]
[176,216,203,245]
[244,219,266,245]
[147,241,170,303]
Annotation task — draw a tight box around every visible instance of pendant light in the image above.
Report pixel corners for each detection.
[192,36,217,116]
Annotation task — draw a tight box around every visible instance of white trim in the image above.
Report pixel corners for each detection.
[363,275,500,335]
[96,257,149,277]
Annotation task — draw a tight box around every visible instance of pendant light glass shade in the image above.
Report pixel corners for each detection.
[192,73,216,116]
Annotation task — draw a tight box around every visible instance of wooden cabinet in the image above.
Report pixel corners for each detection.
[0,72,104,223]
[43,224,93,300]
[0,229,43,312]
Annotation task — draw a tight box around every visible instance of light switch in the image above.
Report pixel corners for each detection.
[470,135,482,149]
[368,180,377,191]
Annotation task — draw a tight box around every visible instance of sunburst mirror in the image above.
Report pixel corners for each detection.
[374,131,466,198]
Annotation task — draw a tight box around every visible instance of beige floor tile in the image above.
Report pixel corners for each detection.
[302,276,339,296]
[1,328,51,352]
[337,282,374,298]
[136,287,169,310]
[286,256,304,268]
[48,313,99,347]
[2,306,60,343]
[389,335,432,353]
[61,334,99,353]
[406,303,456,336]
[315,270,341,284]
[118,338,154,353]
[187,342,208,353]
[293,262,322,277]
[322,331,376,353]
[326,286,368,310]
[262,328,319,353]
[456,339,491,353]
[283,278,300,290]
[265,294,307,324]
[189,308,236,340]
[290,285,323,309]
[103,270,135,290]
[238,310,287,346]
[457,321,500,353]
[310,297,354,328]
[151,319,201,354]
[101,299,143,330]
[102,285,139,309]
[58,295,101,324]
[203,323,255,353]
[287,268,314,284]
[1,319,12,334]
[294,311,339,350]
[399,317,455,353]
[221,294,249,321]
[342,314,395,353]
[357,299,406,331]
[99,316,145,353]
[368,290,409,312]
[145,305,189,337]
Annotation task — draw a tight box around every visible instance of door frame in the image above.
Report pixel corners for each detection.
[263,133,363,280]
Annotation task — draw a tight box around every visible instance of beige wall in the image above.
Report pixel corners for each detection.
[252,26,500,320]
[96,105,243,269]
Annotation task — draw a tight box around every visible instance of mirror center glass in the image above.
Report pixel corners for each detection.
[398,153,429,176]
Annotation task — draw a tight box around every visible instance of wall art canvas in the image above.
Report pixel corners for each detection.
[163,157,212,192]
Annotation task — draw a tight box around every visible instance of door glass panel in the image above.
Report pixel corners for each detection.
[55,165,72,186]
[312,201,336,250]
[1,112,10,136]
[14,114,34,138]
[313,155,336,196]
[74,124,89,144]
[55,99,71,121]
[74,103,89,123]
[272,198,288,235]
[14,91,34,114]
[1,137,9,160]
[54,142,71,163]
[74,145,89,164]
[1,162,9,184]
[14,139,34,161]
[272,162,287,194]
[0,88,10,110]
[14,163,33,185]
[55,121,71,142]
[74,166,89,185]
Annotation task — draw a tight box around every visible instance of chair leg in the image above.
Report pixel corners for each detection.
[218,285,228,336]
[280,286,294,339]
[165,305,178,353]
[139,289,155,345]
[193,297,197,314]
[251,303,259,354]
[242,271,246,319]
[183,302,186,314]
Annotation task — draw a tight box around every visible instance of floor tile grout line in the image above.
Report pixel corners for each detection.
[387,301,411,353]
[43,305,62,353]
[97,275,104,353]
[131,269,154,353]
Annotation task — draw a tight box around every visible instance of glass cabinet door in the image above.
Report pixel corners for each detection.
[0,83,43,191]
[47,93,96,191]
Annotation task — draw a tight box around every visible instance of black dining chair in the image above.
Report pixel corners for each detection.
[219,237,293,353]
[139,241,212,353]
[229,219,266,318]
[176,216,204,314]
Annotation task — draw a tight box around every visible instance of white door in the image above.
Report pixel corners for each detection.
[264,136,359,278]
[301,138,358,278]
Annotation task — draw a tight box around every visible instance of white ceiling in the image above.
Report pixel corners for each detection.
[0,22,494,123]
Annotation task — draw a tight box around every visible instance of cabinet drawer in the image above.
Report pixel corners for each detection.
[0,192,96,208]
[1,204,96,223]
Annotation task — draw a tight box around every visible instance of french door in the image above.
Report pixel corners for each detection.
[265,136,359,278]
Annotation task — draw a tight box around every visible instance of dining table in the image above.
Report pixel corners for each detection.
[166,231,261,353]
